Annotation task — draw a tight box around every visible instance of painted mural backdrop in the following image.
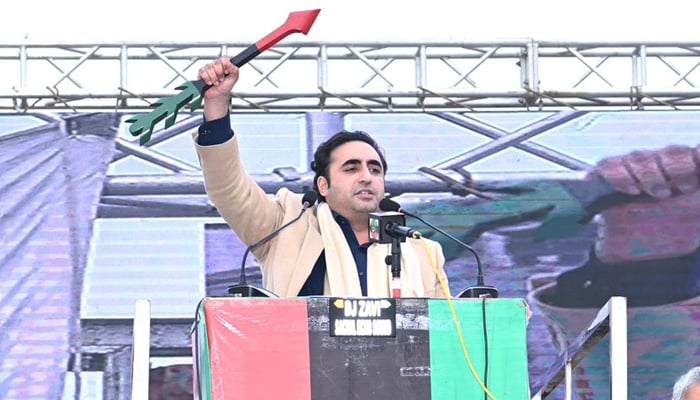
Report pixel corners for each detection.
[0,110,698,399]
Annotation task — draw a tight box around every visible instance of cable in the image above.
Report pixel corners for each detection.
[482,297,490,400]
[418,237,497,400]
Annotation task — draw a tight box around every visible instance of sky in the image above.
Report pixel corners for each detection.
[4,0,700,43]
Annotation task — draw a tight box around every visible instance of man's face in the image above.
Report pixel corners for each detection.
[317,140,385,220]
[686,383,700,400]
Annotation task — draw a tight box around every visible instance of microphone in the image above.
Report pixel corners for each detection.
[228,191,318,297]
[368,211,422,244]
[379,198,499,299]
[368,209,422,298]
[386,222,421,239]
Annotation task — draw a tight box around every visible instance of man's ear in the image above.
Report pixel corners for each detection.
[317,176,329,196]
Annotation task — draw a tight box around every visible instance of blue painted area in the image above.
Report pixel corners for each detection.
[0,115,48,137]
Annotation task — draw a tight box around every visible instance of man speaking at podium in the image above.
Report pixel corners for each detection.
[192,56,449,298]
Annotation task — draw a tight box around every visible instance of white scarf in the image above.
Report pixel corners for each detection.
[316,202,425,297]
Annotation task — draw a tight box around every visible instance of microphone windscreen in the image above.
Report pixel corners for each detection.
[302,191,318,207]
[379,198,401,212]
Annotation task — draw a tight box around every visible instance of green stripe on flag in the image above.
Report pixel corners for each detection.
[194,302,213,400]
[428,298,530,400]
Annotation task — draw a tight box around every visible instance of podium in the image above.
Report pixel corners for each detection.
[193,297,529,399]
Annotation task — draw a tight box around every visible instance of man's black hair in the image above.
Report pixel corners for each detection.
[310,130,388,202]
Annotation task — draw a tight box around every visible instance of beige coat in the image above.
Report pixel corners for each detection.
[195,136,449,298]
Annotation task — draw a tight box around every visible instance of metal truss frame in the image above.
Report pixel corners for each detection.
[2,40,700,112]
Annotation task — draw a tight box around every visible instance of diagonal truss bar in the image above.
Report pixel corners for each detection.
[51,46,99,87]
[572,56,609,88]
[451,46,499,87]
[430,112,592,170]
[657,56,696,87]
[163,58,200,87]
[253,47,299,87]
[673,61,700,86]
[47,59,83,88]
[430,110,588,170]
[441,57,478,88]
[147,46,191,83]
[360,59,395,88]
[346,46,395,87]
[114,138,200,173]
[567,47,614,87]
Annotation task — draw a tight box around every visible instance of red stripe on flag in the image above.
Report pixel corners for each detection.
[203,298,311,400]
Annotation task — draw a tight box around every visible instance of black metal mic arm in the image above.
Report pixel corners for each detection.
[379,198,499,299]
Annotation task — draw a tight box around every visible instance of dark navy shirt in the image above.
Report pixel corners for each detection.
[197,115,233,145]
[197,115,370,296]
[298,212,371,296]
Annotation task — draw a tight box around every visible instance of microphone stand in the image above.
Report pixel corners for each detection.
[369,212,418,298]
[228,192,317,297]
[397,206,498,299]
[385,236,403,298]
[228,245,279,298]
